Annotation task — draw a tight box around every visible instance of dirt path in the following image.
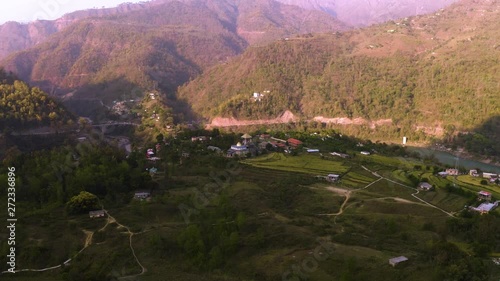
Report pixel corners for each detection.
[1,208,148,277]
[361,166,455,217]
[319,177,384,216]
[1,229,94,274]
[102,210,147,279]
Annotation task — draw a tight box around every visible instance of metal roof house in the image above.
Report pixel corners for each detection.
[389,256,408,267]
[472,201,499,214]
[327,174,340,182]
[418,182,433,191]
[89,210,105,218]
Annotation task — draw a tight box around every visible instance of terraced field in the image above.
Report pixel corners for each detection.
[242,153,350,175]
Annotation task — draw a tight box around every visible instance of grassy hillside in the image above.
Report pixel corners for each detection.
[178,0,500,138]
[2,130,499,280]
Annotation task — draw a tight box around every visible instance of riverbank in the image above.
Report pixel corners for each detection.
[407,146,500,173]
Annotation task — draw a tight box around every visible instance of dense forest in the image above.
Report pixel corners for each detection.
[0,69,73,130]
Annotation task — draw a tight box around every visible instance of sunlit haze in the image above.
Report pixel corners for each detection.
[0,0,148,24]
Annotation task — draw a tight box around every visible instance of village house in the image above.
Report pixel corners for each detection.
[207,146,222,153]
[259,134,271,140]
[469,169,480,177]
[146,148,155,158]
[418,182,433,191]
[438,171,448,178]
[252,92,264,102]
[446,168,459,176]
[191,136,208,142]
[287,138,303,148]
[483,172,498,179]
[327,174,340,182]
[478,191,492,201]
[89,210,105,218]
[471,201,499,214]
[270,141,286,150]
[330,152,350,159]
[389,256,408,267]
[135,191,151,200]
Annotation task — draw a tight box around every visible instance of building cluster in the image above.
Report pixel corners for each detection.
[225,134,305,158]
[470,190,498,214]
[469,170,499,184]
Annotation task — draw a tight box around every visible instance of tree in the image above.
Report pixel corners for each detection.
[156,133,164,143]
[66,191,99,214]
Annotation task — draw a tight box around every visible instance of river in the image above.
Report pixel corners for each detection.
[407,146,500,174]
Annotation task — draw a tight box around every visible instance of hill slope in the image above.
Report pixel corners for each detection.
[0,68,73,130]
[275,0,460,26]
[178,0,500,135]
[0,0,346,109]
[0,2,151,61]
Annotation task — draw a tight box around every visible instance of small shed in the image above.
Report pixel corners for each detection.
[478,191,492,201]
[89,210,105,218]
[135,191,151,200]
[327,174,340,182]
[438,171,448,178]
[389,256,408,267]
[418,182,433,191]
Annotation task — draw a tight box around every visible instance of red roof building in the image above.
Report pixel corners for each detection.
[287,138,303,147]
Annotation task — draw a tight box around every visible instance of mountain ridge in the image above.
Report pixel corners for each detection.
[177,0,500,139]
[0,0,346,105]
[274,0,460,26]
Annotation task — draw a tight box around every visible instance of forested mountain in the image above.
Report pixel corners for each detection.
[0,2,151,61]
[275,0,459,26]
[178,0,500,137]
[0,0,345,110]
[0,68,73,130]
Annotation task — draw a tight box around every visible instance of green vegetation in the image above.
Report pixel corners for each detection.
[179,2,500,147]
[0,69,73,130]
[243,153,349,175]
[1,127,500,281]
[65,191,99,214]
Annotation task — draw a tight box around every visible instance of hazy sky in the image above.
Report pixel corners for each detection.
[0,0,148,24]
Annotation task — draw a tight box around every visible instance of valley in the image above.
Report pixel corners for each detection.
[1,129,500,280]
[0,0,500,280]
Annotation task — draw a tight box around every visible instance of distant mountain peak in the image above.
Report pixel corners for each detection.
[274,0,460,26]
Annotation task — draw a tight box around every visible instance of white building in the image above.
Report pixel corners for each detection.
[389,256,408,267]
